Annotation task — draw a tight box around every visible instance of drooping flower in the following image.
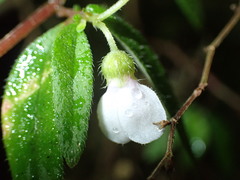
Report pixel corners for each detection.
[97,50,167,144]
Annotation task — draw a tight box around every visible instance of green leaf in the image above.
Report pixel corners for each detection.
[52,20,93,168]
[1,18,93,179]
[2,24,64,180]
[175,0,204,30]
[0,0,5,4]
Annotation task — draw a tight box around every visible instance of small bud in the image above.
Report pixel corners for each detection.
[76,19,87,33]
[101,50,135,85]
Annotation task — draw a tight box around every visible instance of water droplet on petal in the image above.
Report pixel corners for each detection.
[125,109,133,117]
[133,88,143,99]
[145,101,150,106]
[112,127,119,133]
[132,103,137,108]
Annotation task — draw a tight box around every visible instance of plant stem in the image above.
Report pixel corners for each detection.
[148,4,240,179]
[0,0,129,57]
[147,121,176,180]
[0,0,64,57]
[95,22,118,51]
[200,5,240,84]
[97,0,129,21]
[92,0,131,51]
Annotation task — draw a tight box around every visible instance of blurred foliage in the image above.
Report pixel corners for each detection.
[174,0,204,30]
[1,0,240,180]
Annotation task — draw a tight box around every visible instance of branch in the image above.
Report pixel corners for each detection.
[151,39,240,114]
[97,0,129,21]
[147,120,176,180]
[148,4,240,180]
[0,0,65,58]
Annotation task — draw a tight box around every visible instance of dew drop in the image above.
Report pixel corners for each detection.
[133,88,143,99]
[9,88,17,96]
[144,101,150,106]
[191,138,206,158]
[112,127,119,133]
[27,114,34,119]
[125,109,133,117]
[132,103,137,109]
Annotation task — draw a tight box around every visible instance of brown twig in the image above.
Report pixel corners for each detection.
[151,39,240,113]
[147,120,176,180]
[55,6,85,18]
[148,4,240,180]
[0,0,65,58]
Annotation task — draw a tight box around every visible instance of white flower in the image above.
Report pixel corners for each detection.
[97,77,167,144]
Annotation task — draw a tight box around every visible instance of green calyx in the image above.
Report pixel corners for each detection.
[101,50,135,84]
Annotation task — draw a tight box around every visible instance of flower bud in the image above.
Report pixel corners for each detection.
[101,50,135,85]
[98,50,167,144]
[97,77,167,144]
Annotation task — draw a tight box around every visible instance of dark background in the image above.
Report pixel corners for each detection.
[1,0,240,179]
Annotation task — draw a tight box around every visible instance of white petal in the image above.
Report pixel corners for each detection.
[117,79,166,144]
[97,85,130,144]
